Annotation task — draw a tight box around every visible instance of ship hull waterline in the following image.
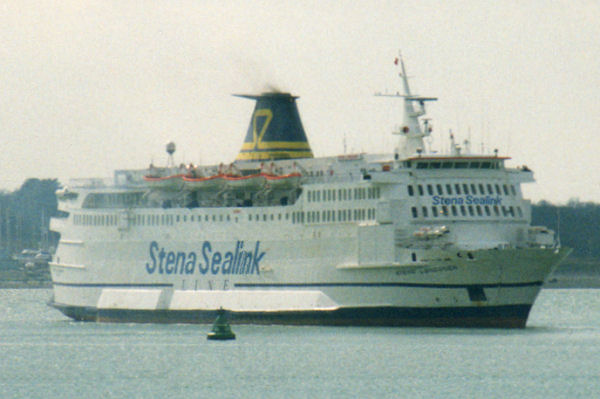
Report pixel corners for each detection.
[50,302,533,328]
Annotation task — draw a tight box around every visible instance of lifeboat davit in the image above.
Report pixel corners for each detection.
[264,172,302,189]
[223,173,266,190]
[182,174,225,191]
[143,174,184,190]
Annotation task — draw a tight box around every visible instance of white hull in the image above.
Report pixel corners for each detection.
[49,225,569,327]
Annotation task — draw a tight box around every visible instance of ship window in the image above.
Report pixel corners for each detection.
[493,205,500,216]
[485,206,491,216]
[332,190,336,201]
[431,162,441,169]
[412,253,417,262]
[468,205,474,216]
[511,185,517,196]
[407,185,414,196]
[508,206,515,217]
[462,184,469,195]
[227,215,231,221]
[455,184,461,194]
[476,205,482,216]
[479,184,485,195]
[427,185,433,195]
[432,206,438,217]
[442,162,453,169]
[502,206,508,217]
[249,214,252,221]
[418,185,424,196]
[442,205,449,217]
[411,207,418,218]
[436,184,443,195]
[176,215,180,223]
[471,184,477,194]
[446,184,452,195]
[416,162,428,169]
[348,190,352,200]
[495,184,501,195]
[451,205,458,216]
[460,205,466,216]
[503,185,509,195]
[469,162,480,169]
[338,189,342,200]
[205,215,209,221]
[487,184,493,195]
[455,162,468,169]
[263,214,267,221]
[481,162,491,169]
[422,206,428,217]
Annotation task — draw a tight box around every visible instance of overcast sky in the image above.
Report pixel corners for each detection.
[1,0,598,203]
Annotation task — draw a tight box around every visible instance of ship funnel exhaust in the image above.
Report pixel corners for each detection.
[235,92,314,161]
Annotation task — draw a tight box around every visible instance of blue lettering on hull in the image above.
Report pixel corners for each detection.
[432,195,502,206]
[145,240,264,275]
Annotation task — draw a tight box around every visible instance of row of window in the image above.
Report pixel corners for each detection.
[411,160,502,170]
[306,187,381,203]
[408,182,517,197]
[73,207,377,227]
[82,192,145,209]
[411,204,524,219]
[293,208,376,224]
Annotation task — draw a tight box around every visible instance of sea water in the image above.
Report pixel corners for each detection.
[1,289,599,398]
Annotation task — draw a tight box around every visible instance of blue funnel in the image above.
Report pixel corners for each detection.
[235,92,313,161]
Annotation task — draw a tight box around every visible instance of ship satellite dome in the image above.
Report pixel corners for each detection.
[166,142,176,155]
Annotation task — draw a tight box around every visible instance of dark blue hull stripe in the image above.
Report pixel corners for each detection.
[52,281,542,289]
[52,282,173,288]
[234,281,543,289]
[49,303,533,328]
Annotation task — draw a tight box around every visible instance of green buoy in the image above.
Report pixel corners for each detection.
[207,308,236,340]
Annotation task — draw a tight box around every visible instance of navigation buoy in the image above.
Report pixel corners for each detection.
[207,309,236,340]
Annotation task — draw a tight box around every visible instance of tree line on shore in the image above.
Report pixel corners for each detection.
[0,178,597,271]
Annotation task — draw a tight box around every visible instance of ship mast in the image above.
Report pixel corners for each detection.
[376,54,437,160]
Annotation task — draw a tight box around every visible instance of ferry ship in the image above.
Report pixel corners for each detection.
[49,58,569,327]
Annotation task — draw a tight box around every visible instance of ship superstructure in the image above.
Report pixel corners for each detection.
[49,58,569,327]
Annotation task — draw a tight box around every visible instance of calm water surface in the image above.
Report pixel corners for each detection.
[1,289,599,398]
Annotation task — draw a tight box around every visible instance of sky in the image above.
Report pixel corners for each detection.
[1,0,599,204]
